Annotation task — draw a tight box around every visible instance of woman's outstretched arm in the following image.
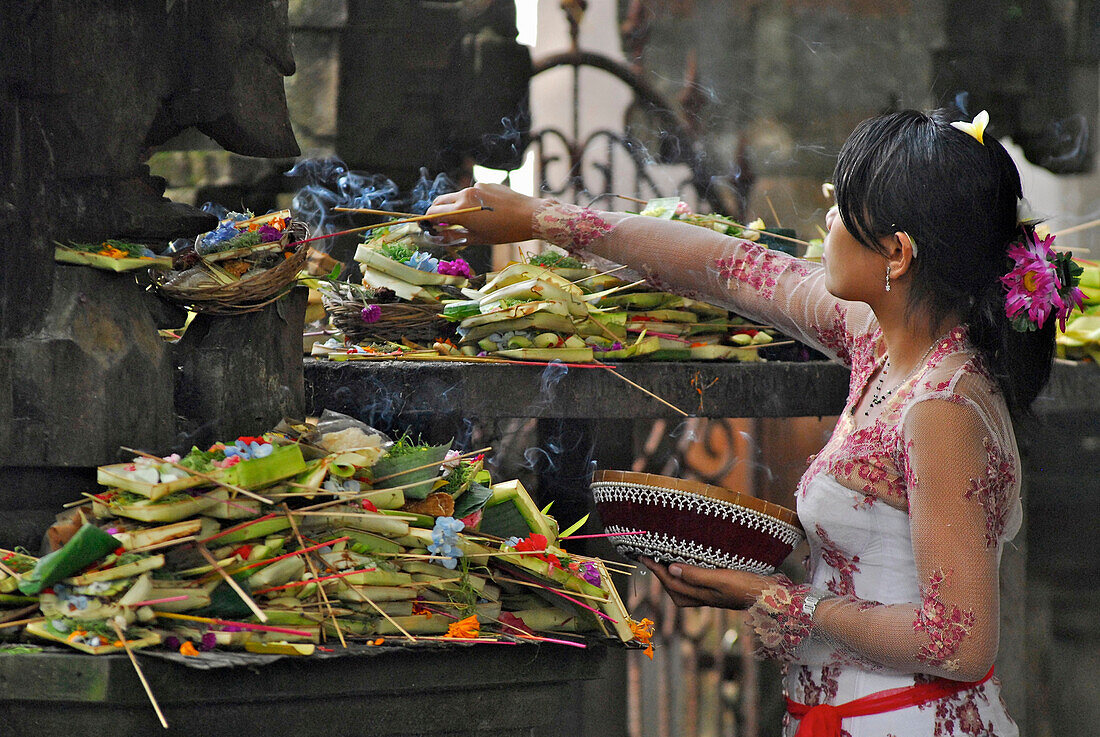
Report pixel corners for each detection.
[428,184,876,365]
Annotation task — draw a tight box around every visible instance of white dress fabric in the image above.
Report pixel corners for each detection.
[533,202,1022,736]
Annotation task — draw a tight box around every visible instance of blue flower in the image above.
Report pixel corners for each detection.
[198,222,241,252]
[404,251,439,273]
[223,439,274,461]
[427,516,465,569]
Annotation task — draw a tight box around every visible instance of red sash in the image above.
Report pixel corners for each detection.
[785,667,994,736]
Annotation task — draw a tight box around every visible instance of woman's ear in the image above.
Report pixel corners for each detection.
[884,231,916,280]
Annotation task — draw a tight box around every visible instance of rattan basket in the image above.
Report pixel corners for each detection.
[322,290,453,345]
[590,470,804,574]
[153,222,310,315]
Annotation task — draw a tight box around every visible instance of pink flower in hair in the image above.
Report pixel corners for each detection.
[1001,231,1083,331]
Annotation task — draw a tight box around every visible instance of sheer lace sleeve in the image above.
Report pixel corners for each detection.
[747,391,1021,681]
[533,202,878,366]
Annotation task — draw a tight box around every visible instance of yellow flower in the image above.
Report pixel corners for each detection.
[950,110,989,144]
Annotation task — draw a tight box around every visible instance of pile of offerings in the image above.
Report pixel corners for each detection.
[438,254,780,363]
[0,411,648,660]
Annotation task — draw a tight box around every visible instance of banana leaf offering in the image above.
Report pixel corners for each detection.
[2,412,648,663]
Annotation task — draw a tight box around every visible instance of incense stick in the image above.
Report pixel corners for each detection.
[198,546,267,623]
[594,362,690,417]
[561,530,649,540]
[282,504,346,649]
[250,565,385,595]
[233,536,351,572]
[120,447,274,506]
[111,619,169,729]
[765,194,782,228]
[287,206,491,249]
[503,569,618,623]
[127,595,190,608]
[154,611,313,637]
[340,579,417,642]
[198,512,279,543]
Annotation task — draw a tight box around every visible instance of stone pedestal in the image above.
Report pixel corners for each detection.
[173,288,307,449]
[0,643,616,737]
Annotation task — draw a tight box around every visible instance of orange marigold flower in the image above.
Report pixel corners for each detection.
[628,617,656,659]
[179,641,200,656]
[445,615,480,639]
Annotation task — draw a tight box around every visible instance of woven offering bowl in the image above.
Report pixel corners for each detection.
[590,470,804,574]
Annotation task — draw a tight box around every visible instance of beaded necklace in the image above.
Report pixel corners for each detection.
[856,339,941,417]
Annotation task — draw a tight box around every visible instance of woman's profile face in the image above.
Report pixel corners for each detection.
[822,205,885,303]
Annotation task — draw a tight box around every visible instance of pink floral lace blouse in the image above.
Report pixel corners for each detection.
[535,202,1022,736]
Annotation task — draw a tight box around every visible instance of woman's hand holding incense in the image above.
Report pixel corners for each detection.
[641,557,770,610]
[426,183,548,245]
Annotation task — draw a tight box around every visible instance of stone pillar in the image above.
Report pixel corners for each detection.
[173,289,308,450]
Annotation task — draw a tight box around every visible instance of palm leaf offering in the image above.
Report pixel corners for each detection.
[312,202,795,360]
[0,413,647,672]
[54,240,173,272]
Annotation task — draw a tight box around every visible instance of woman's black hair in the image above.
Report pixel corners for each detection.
[833,107,1054,418]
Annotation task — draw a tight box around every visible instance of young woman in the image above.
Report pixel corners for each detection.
[427,108,1081,736]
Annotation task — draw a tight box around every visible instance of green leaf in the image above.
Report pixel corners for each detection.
[452,482,494,520]
[558,513,590,539]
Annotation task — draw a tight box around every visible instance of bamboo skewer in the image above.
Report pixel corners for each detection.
[0,558,23,582]
[127,536,198,555]
[0,604,39,625]
[369,447,492,484]
[1054,217,1100,237]
[594,362,690,417]
[0,616,44,630]
[111,619,169,729]
[282,504,346,649]
[120,447,274,506]
[197,546,268,623]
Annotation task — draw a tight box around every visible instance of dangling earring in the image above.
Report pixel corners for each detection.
[885,265,891,292]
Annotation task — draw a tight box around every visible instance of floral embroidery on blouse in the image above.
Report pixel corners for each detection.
[913,570,975,672]
[816,524,861,597]
[795,664,842,706]
[746,576,815,662]
[532,202,613,251]
[801,418,907,503]
[814,303,854,365]
[964,436,1017,547]
[714,246,811,300]
[915,674,998,736]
